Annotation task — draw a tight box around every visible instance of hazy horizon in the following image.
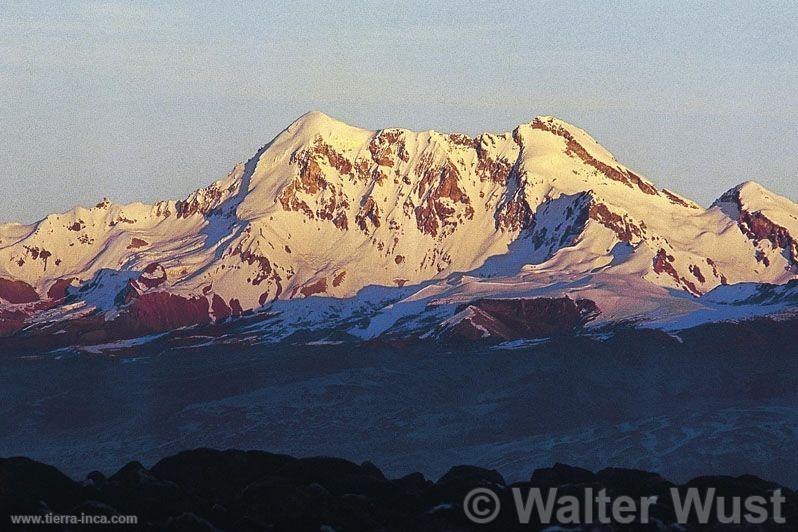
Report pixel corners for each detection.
[2,0,796,223]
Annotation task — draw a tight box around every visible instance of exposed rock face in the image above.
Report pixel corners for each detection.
[116,292,211,335]
[689,264,706,283]
[46,278,77,300]
[136,263,168,290]
[653,249,701,296]
[653,249,678,278]
[369,129,406,167]
[211,293,231,321]
[740,210,797,264]
[442,297,599,342]
[127,237,149,249]
[355,196,381,232]
[587,202,645,243]
[0,278,39,304]
[476,139,515,185]
[495,192,534,231]
[662,188,698,208]
[0,308,28,336]
[175,173,241,218]
[706,257,728,285]
[414,162,474,237]
[113,264,169,307]
[299,278,327,297]
[495,171,535,231]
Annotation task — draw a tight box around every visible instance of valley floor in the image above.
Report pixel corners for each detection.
[1,319,796,488]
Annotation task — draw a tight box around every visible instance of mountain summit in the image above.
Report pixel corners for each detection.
[1,113,797,345]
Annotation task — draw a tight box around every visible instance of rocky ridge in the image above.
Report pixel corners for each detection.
[1,448,794,531]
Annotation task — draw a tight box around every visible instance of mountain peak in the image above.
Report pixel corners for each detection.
[285,111,372,140]
[530,115,577,129]
[735,180,785,203]
[728,180,768,197]
[714,180,789,209]
[290,110,343,128]
[528,115,593,137]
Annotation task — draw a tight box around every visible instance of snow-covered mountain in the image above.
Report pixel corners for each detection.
[1,112,797,346]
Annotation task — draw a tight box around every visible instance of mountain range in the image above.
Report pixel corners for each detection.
[2,112,797,350]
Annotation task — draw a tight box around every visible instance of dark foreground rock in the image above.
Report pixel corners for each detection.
[1,449,796,531]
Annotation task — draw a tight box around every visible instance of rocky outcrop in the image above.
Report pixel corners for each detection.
[653,249,701,296]
[136,263,168,290]
[441,297,599,342]
[706,257,729,285]
[126,237,149,249]
[175,174,240,218]
[355,196,381,232]
[299,278,327,297]
[211,293,232,321]
[662,188,697,208]
[2,450,794,531]
[0,278,39,304]
[495,171,535,232]
[114,264,168,306]
[46,278,77,300]
[476,138,515,185]
[587,201,646,242]
[0,308,28,336]
[740,210,797,264]
[369,129,407,167]
[115,292,211,335]
[231,242,283,290]
[414,162,474,237]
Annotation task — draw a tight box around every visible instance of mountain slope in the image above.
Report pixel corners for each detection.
[0,112,796,344]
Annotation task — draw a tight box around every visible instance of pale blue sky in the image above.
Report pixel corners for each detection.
[2,0,796,223]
